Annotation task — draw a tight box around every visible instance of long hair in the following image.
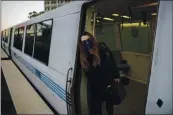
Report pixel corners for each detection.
[79,31,100,70]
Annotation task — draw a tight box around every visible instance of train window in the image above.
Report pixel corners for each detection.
[13,29,19,49]
[3,31,5,42]
[33,20,52,65]
[13,27,24,51]
[1,31,4,41]
[4,31,6,42]
[4,30,6,42]
[24,24,35,56]
[4,30,9,43]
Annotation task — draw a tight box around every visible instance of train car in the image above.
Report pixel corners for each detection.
[1,0,172,114]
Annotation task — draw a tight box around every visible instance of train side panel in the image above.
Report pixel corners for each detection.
[9,1,84,114]
[11,47,68,113]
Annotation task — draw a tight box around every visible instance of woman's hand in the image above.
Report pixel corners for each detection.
[114,78,120,83]
[81,35,89,41]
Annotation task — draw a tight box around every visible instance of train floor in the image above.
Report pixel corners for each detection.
[1,49,54,115]
[113,80,148,115]
[81,75,148,115]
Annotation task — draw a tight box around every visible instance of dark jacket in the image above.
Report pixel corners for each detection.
[84,43,120,96]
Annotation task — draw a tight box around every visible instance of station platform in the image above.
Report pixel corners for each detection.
[1,49,54,115]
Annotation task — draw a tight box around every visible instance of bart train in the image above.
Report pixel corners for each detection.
[1,0,172,114]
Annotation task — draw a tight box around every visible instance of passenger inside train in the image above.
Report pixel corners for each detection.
[79,31,121,115]
[78,0,158,114]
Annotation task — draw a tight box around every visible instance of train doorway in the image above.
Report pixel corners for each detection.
[75,0,159,115]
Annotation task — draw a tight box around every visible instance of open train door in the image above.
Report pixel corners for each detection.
[145,1,172,114]
[52,1,90,115]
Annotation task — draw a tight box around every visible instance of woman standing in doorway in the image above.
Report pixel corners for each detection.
[79,31,120,115]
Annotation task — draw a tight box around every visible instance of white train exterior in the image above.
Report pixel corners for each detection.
[1,0,172,114]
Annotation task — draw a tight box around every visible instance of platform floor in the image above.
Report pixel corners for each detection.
[1,49,54,115]
[1,67,17,115]
[1,49,8,59]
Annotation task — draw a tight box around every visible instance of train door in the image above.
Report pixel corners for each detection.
[47,2,87,112]
[145,1,172,114]
[8,28,13,58]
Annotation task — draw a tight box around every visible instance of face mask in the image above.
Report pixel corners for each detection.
[83,38,93,51]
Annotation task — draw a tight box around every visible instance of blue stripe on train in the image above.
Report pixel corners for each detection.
[13,53,71,103]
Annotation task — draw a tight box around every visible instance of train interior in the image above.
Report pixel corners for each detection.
[77,0,158,114]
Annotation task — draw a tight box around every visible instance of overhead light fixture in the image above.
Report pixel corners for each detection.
[30,33,35,36]
[113,14,130,19]
[151,13,157,16]
[91,20,100,22]
[120,22,147,27]
[121,15,130,19]
[96,16,101,19]
[103,17,114,21]
[112,14,119,16]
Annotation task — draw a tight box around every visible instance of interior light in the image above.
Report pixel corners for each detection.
[30,33,35,36]
[151,13,157,16]
[112,14,119,16]
[113,14,130,19]
[120,23,148,27]
[96,16,101,19]
[97,20,100,23]
[121,15,130,19]
[103,17,114,21]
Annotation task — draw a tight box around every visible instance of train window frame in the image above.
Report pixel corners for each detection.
[32,19,53,66]
[24,24,36,57]
[13,26,25,51]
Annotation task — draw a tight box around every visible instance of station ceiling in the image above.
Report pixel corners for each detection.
[92,0,158,21]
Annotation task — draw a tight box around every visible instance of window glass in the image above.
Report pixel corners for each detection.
[3,31,6,42]
[4,30,9,43]
[24,24,35,56]
[33,20,52,65]
[1,31,4,41]
[13,27,24,51]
